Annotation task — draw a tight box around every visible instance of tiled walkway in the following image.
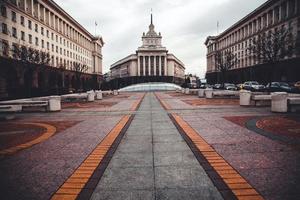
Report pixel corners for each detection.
[90,93,222,200]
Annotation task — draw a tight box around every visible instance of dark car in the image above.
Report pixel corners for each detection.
[243,81,265,91]
[224,83,238,91]
[266,82,293,93]
[213,84,222,89]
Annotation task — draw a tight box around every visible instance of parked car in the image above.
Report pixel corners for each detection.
[243,81,265,91]
[224,83,238,91]
[199,84,212,89]
[213,84,222,89]
[266,82,293,93]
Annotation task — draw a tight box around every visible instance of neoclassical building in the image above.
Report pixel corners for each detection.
[110,14,185,85]
[205,0,300,83]
[0,0,104,98]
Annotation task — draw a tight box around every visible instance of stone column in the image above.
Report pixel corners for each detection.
[37,2,40,19]
[148,56,151,76]
[143,56,146,76]
[137,56,140,76]
[30,0,34,15]
[164,56,167,76]
[159,56,162,76]
[154,55,156,76]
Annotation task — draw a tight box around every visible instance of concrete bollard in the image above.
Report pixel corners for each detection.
[271,92,288,113]
[205,88,213,99]
[198,89,205,98]
[185,88,190,94]
[87,91,95,102]
[113,90,118,96]
[239,90,252,106]
[95,90,103,100]
[48,96,61,111]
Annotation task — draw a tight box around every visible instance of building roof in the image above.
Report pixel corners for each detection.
[110,54,137,69]
[205,0,274,44]
[47,0,104,43]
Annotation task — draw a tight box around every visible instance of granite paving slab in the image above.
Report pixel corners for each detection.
[90,93,223,200]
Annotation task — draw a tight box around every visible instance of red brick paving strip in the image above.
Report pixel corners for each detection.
[51,93,145,200]
[155,92,264,200]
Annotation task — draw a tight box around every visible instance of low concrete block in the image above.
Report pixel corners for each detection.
[185,88,190,95]
[205,88,213,99]
[95,90,103,100]
[271,92,288,113]
[198,89,205,98]
[87,91,95,102]
[239,90,252,106]
[48,96,61,111]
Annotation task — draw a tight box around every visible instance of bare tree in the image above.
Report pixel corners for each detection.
[72,62,88,91]
[248,25,295,64]
[215,50,238,85]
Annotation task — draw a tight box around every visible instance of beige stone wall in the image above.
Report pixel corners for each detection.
[206,0,299,73]
[0,0,103,74]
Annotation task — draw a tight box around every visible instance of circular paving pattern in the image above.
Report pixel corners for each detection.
[0,122,56,155]
[225,115,300,145]
[0,123,45,151]
[256,116,300,138]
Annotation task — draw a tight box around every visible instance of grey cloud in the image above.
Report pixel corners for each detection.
[54,0,267,78]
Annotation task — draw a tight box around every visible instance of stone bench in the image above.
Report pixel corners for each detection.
[189,89,199,95]
[288,98,300,112]
[0,96,61,112]
[240,91,269,106]
[213,90,239,97]
[61,93,89,102]
[205,89,239,99]
[0,105,22,112]
[252,95,271,106]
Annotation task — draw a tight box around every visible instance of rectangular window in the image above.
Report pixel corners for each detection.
[47,42,49,50]
[12,43,18,58]
[51,32,54,40]
[21,31,25,41]
[12,27,17,38]
[20,16,25,26]
[11,11,16,22]
[29,34,32,44]
[0,6,7,17]
[1,23,8,34]
[28,20,32,29]
[56,46,58,53]
[35,37,38,46]
[2,40,9,56]
[46,30,49,37]
[52,44,54,52]
[35,24,38,32]
[41,27,44,35]
[41,40,44,48]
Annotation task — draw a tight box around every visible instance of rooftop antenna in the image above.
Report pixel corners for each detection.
[95,21,98,36]
[151,8,153,24]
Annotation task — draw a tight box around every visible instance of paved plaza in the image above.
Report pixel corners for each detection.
[0,92,300,200]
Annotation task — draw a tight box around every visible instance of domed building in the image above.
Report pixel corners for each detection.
[109,14,185,86]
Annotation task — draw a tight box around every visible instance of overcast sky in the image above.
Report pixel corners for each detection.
[55,0,267,78]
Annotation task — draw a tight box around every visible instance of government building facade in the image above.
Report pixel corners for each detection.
[109,14,185,87]
[0,0,104,99]
[205,0,300,84]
